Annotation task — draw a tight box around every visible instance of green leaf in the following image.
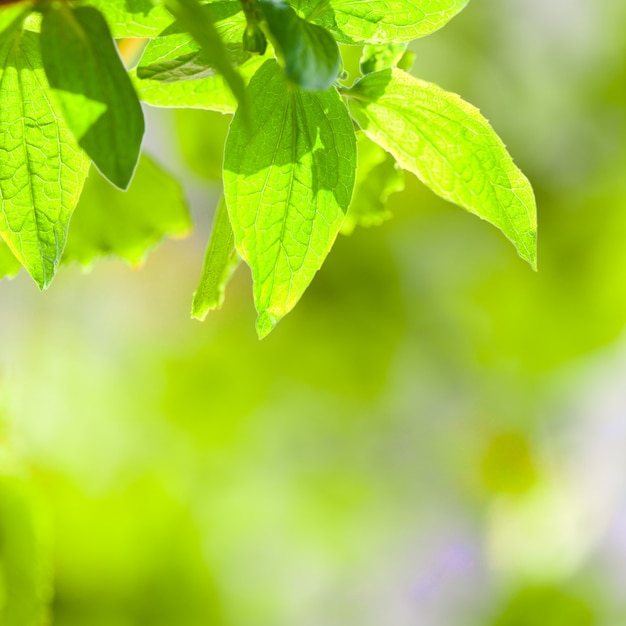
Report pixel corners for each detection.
[292,0,469,44]
[0,239,21,280]
[191,197,241,320]
[224,60,356,337]
[63,154,192,267]
[41,5,145,190]
[0,4,29,34]
[153,0,244,41]
[346,68,537,267]
[259,0,339,91]
[360,42,408,74]
[133,53,265,113]
[137,42,249,83]
[164,0,247,107]
[137,2,248,82]
[0,30,90,289]
[0,153,189,277]
[341,132,404,234]
[78,0,176,38]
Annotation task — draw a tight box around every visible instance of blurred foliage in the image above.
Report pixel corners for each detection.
[2,0,626,624]
[489,586,597,626]
[0,476,51,626]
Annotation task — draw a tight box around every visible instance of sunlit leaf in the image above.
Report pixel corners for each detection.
[292,0,469,44]
[137,2,248,82]
[133,53,265,113]
[164,0,247,106]
[224,60,356,337]
[347,68,537,267]
[192,197,241,320]
[79,0,175,38]
[0,30,90,288]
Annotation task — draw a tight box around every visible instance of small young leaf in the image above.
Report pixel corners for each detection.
[341,132,404,234]
[0,30,90,288]
[224,60,356,337]
[192,197,241,320]
[360,43,408,74]
[63,155,192,268]
[133,53,265,113]
[164,0,247,107]
[292,0,469,44]
[41,6,145,190]
[243,23,267,55]
[346,68,537,267]
[259,0,340,91]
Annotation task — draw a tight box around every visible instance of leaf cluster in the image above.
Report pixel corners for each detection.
[0,0,536,337]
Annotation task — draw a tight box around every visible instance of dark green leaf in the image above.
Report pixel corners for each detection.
[192,197,241,320]
[259,0,339,91]
[243,23,267,54]
[41,6,145,190]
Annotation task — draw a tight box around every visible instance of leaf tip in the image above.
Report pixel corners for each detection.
[190,312,207,322]
[256,310,278,339]
[35,272,53,292]
[190,296,209,322]
[93,151,141,192]
[517,229,537,271]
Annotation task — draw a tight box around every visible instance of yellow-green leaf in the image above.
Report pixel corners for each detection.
[347,68,537,267]
[191,197,241,320]
[0,30,90,288]
[224,60,356,337]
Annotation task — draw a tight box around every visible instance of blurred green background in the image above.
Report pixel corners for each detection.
[2,0,626,623]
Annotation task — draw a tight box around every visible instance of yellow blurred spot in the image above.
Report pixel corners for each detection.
[481,432,538,495]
